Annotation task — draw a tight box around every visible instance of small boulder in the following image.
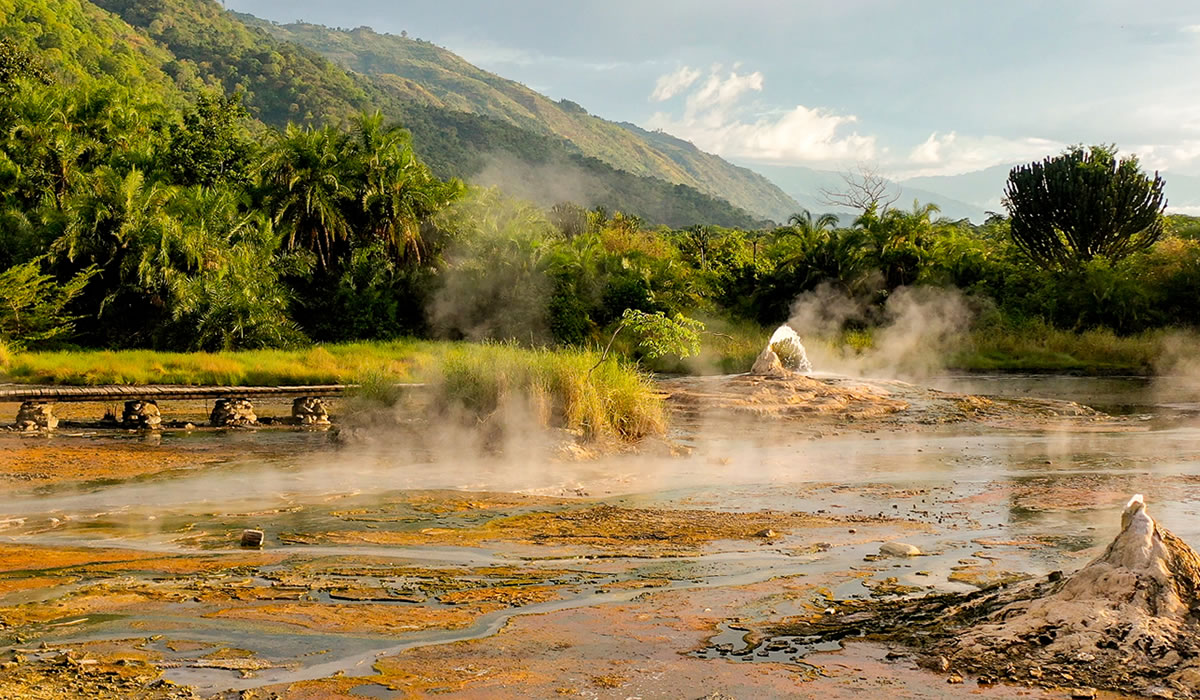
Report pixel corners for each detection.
[122,400,162,429]
[750,348,787,377]
[291,396,330,425]
[239,529,265,548]
[879,542,921,557]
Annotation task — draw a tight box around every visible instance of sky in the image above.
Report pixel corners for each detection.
[224,0,1200,179]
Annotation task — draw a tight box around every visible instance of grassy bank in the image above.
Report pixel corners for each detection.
[0,341,665,441]
[949,322,1177,375]
[642,316,1184,377]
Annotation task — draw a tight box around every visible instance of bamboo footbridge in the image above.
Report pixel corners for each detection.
[0,384,420,403]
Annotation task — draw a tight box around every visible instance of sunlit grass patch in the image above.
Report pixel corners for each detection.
[435,342,664,440]
[1,340,663,441]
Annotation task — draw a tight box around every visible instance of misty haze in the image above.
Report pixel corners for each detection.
[3,1,1200,699]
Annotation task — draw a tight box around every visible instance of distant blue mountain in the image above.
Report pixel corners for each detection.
[741,162,989,223]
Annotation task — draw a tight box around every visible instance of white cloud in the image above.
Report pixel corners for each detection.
[898,132,1062,177]
[1182,24,1200,34]
[650,66,701,102]
[645,65,877,165]
[645,66,1200,179]
[1129,141,1200,174]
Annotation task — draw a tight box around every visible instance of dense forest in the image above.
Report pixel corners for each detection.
[1,0,1198,369]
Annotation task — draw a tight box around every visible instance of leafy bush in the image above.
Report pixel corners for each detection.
[0,260,93,348]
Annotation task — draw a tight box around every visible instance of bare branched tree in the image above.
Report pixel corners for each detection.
[819,163,900,214]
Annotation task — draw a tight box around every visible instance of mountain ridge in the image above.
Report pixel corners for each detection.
[230,16,802,222]
[63,0,770,228]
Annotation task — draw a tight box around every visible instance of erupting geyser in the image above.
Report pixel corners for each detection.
[750,324,812,376]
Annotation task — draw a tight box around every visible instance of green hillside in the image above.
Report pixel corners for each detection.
[230,17,800,222]
[71,0,762,227]
[0,0,182,97]
[395,104,769,228]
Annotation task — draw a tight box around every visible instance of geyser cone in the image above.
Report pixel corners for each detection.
[751,325,812,375]
[945,495,1200,695]
[750,348,786,377]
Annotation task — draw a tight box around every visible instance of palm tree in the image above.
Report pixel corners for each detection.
[54,166,195,331]
[854,200,941,288]
[6,91,98,209]
[258,123,352,268]
[169,217,305,351]
[783,208,840,241]
[58,168,177,273]
[352,113,463,263]
[681,225,720,271]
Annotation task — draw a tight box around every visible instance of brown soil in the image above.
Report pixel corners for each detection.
[0,438,231,486]
[439,585,560,606]
[0,543,163,573]
[663,373,910,422]
[0,639,190,700]
[661,373,1115,435]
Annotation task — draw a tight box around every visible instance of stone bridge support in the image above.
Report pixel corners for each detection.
[210,398,258,427]
[15,401,57,431]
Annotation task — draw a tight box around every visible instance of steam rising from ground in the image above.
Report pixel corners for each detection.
[1154,332,1200,405]
[472,152,594,211]
[787,283,976,381]
[428,192,553,342]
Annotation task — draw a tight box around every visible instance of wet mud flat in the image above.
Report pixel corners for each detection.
[1,374,1199,698]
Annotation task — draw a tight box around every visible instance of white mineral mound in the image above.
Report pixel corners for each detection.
[948,494,1200,695]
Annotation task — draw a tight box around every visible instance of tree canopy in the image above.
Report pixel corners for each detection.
[1004,145,1167,268]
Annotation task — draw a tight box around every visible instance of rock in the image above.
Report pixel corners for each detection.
[121,400,162,429]
[291,396,330,425]
[754,528,777,538]
[211,398,257,427]
[946,673,963,684]
[240,529,265,548]
[695,693,736,700]
[15,401,57,431]
[1070,689,1096,699]
[879,542,921,557]
[750,348,787,377]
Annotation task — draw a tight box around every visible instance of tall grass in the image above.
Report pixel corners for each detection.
[0,339,11,373]
[1,340,664,441]
[437,343,664,440]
